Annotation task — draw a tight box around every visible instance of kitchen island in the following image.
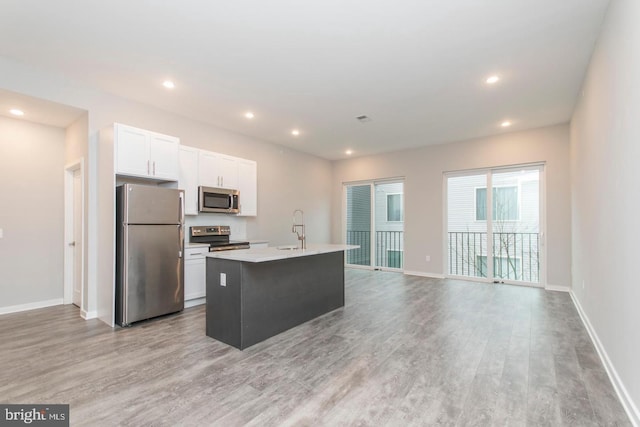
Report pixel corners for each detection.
[205,244,358,350]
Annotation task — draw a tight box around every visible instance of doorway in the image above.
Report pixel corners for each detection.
[64,160,84,310]
[445,164,544,287]
[344,180,404,271]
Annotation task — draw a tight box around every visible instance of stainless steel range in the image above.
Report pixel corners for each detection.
[189,226,250,251]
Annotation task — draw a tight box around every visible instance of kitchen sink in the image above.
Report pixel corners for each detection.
[276,245,299,250]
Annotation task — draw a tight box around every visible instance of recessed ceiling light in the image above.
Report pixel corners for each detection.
[291,129,300,136]
[501,120,512,127]
[162,80,175,89]
[345,149,353,155]
[486,75,500,84]
[9,109,24,116]
[245,112,255,119]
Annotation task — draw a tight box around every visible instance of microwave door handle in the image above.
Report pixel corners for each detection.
[229,194,234,211]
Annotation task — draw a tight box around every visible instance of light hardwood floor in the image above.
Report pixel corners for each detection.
[0,269,630,426]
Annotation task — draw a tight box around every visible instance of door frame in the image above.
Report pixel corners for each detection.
[443,163,546,288]
[64,159,85,312]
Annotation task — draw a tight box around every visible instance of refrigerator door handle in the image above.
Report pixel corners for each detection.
[122,223,129,325]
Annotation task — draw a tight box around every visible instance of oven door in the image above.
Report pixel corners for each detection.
[199,186,239,213]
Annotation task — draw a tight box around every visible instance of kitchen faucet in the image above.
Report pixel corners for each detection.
[292,209,306,250]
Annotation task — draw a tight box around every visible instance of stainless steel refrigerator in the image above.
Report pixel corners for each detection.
[116,184,185,326]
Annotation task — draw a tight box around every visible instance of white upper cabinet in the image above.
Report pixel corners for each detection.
[198,151,239,189]
[217,155,239,189]
[198,151,220,188]
[185,147,257,216]
[149,133,180,180]
[114,123,179,181]
[178,146,199,215]
[237,159,257,217]
[115,125,148,177]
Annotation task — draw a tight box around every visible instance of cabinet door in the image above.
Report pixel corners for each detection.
[237,159,257,216]
[178,146,199,215]
[149,133,179,180]
[198,151,221,187]
[184,258,206,300]
[217,155,239,189]
[115,124,149,177]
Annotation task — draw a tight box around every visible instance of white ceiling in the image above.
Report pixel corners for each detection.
[0,0,610,160]
[0,89,86,128]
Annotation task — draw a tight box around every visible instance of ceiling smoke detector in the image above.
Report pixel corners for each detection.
[355,115,372,123]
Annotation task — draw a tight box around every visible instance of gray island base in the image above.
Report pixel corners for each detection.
[206,250,348,350]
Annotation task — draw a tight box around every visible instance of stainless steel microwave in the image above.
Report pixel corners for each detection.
[198,186,240,213]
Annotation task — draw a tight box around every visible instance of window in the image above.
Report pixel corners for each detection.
[476,186,519,221]
[387,193,403,222]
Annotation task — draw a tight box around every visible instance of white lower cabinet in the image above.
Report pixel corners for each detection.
[184,247,206,302]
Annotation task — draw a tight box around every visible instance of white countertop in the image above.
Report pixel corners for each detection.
[204,244,359,263]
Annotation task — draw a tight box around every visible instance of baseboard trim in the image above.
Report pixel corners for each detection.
[81,310,98,320]
[185,297,206,308]
[0,298,63,315]
[403,270,445,279]
[570,291,640,426]
[545,284,571,292]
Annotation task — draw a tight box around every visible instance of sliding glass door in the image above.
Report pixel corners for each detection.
[345,180,404,270]
[447,173,489,279]
[446,165,543,286]
[345,184,372,267]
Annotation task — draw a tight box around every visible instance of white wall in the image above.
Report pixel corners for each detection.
[0,116,65,311]
[0,55,332,320]
[570,0,640,422]
[332,124,571,287]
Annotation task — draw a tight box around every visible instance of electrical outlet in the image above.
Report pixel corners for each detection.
[220,273,227,287]
[0,228,3,239]
[582,280,585,289]
[425,255,430,262]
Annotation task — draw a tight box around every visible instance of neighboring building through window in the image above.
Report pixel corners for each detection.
[387,193,403,222]
[476,186,519,221]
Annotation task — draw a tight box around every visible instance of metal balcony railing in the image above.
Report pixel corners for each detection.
[448,232,539,282]
[346,230,404,269]
[346,230,371,266]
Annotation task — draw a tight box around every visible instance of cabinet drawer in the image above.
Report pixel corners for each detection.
[185,247,207,260]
